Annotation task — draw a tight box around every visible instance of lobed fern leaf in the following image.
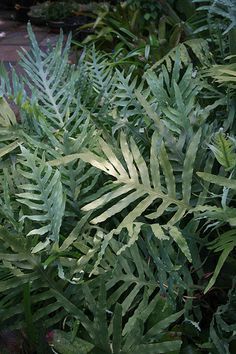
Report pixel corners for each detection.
[77,130,202,266]
[144,60,205,137]
[16,147,65,242]
[81,131,201,225]
[19,24,79,130]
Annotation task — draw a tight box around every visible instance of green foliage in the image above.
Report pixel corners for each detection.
[193,0,236,60]
[194,0,236,35]
[45,1,80,21]
[206,61,236,87]
[197,171,236,292]
[0,18,235,353]
[79,1,210,71]
[126,0,161,21]
[79,129,200,264]
[210,279,236,353]
[17,147,65,242]
[208,129,236,171]
[49,284,183,353]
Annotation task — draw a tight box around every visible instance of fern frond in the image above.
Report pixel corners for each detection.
[208,129,236,170]
[194,0,236,35]
[206,62,236,88]
[16,147,65,242]
[144,61,204,135]
[205,229,236,293]
[197,172,236,190]
[0,63,25,101]
[51,283,183,354]
[0,98,21,144]
[78,130,202,263]
[0,226,86,329]
[19,24,78,130]
[85,47,115,98]
[0,98,17,127]
[150,39,211,70]
[196,171,236,292]
[113,70,146,120]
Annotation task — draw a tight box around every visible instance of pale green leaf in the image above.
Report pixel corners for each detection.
[0,141,20,158]
[182,129,202,203]
[151,224,169,240]
[197,172,236,190]
[0,98,17,126]
[168,226,192,262]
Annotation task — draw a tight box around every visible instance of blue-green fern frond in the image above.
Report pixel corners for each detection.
[16,147,65,242]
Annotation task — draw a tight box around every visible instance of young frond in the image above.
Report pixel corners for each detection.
[208,129,236,171]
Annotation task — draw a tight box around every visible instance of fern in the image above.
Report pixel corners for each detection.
[85,48,115,99]
[0,23,234,352]
[194,0,236,35]
[205,229,236,293]
[206,61,236,88]
[50,283,183,354]
[197,171,236,292]
[145,61,204,136]
[0,226,94,331]
[150,38,211,70]
[193,0,236,61]
[210,280,236,353]
[77,130,202,267]
[19,24,80,130]
[208,129,236,171]
[16,147,65,243]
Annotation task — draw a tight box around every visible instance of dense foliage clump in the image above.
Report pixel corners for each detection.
[0,1,236,353]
